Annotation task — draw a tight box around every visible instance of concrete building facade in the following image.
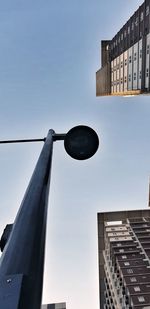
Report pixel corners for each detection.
[98,209,150,308]
[96,0,150,96]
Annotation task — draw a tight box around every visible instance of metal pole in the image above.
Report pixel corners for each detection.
[0,129,55,309]
[0,125,99,309]
[0,138,45,144]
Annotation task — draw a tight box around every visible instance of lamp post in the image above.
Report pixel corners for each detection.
[0,126,99,309]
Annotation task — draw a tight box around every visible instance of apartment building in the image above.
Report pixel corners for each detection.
[98,209,150,308]
[96,0,150,96]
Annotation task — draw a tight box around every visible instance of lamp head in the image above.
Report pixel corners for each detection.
[64,125,99,160]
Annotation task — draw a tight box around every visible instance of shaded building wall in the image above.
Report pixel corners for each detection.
[96,63,111,96]
[101,40,111,67]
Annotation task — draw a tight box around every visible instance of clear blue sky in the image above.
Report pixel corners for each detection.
[0,0,148,308]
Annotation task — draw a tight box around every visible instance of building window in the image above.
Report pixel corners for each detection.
[128,26,130,34]
[146,284,150,288]
[121,33,123,40]
[134,72,136,80]
[124,59,127,66]
[129,56,132,63]
[128,74,131,82]
[131,254,136,257]
[127,269,133,274]
[121,61,123,68]
[122,255,127,259]
[119,249,124,253]
[140,11,144,21]
[146,5,149,16]
[124,30,126,38]
[134,286,141,292]
[135,17,138,26]
[130,277,137,282]
[121,78,123,84]
[147,45,150,54]
[140,49,142,58]
[138,296,145,303]
[124,262,130,266]
[134,53,137,61]
[146,68,149,77]
[131,22,134,30]
[139,71,142,79]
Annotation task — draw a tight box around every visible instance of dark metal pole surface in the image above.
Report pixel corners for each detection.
[0,129,55,309]
[0,138,45,144]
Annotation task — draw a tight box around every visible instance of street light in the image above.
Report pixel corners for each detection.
[0,126,99,309]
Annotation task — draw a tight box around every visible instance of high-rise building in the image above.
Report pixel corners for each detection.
[96,0,150,96]
[98,209,150,308]
[42,303,66,309]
